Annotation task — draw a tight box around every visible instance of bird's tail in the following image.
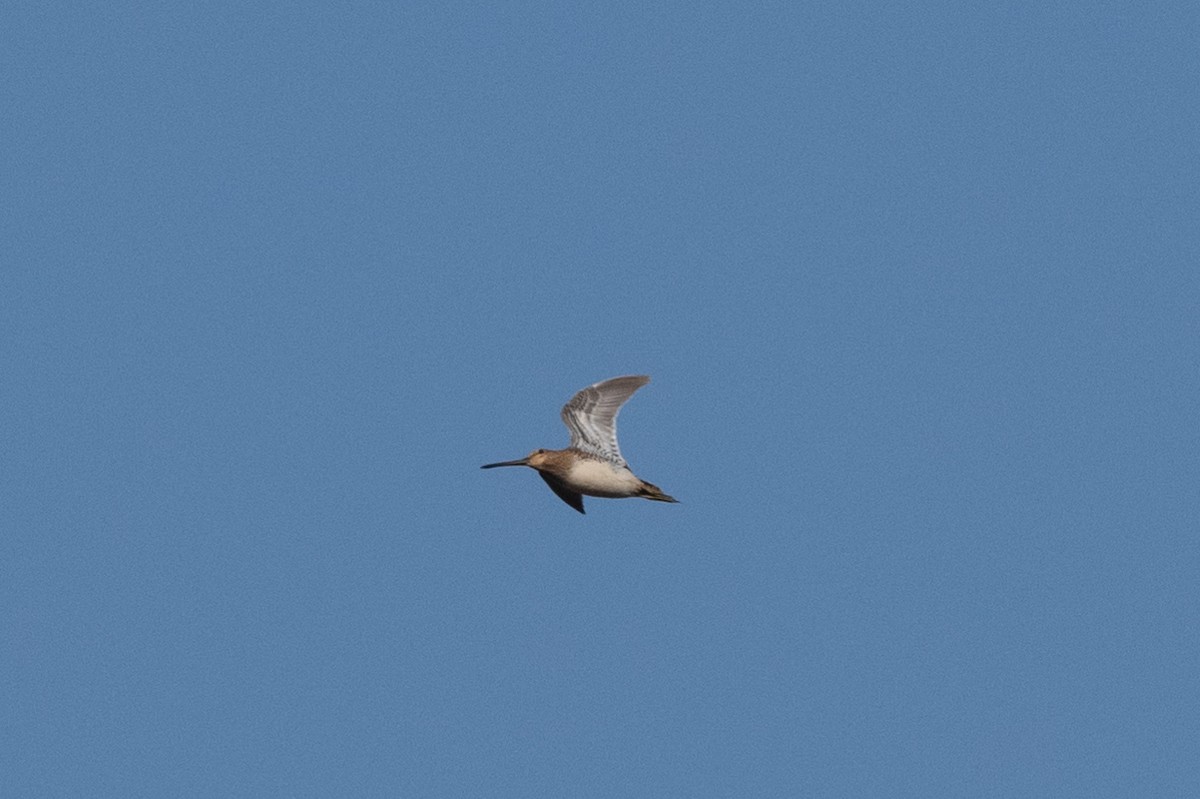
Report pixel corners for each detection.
[638,481,679,504]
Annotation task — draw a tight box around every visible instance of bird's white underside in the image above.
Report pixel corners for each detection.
[565,458,642,498]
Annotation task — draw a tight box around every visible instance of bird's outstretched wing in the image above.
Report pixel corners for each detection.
[560,375,650,467]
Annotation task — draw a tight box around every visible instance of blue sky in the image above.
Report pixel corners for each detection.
[3,1,1198,796]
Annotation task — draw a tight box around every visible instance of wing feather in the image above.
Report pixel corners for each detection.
[560,375,650,467]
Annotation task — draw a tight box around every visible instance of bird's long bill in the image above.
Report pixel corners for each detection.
[480,457,529,469]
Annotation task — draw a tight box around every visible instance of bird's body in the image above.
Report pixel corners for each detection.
[481,375,678,514]
[556,454,643,497]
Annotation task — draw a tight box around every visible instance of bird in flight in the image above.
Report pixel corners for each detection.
[481,375,679,514]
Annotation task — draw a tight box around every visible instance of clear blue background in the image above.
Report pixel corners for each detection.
[3,1,1198,796]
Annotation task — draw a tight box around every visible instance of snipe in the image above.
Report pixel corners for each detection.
[482,375,678,514]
